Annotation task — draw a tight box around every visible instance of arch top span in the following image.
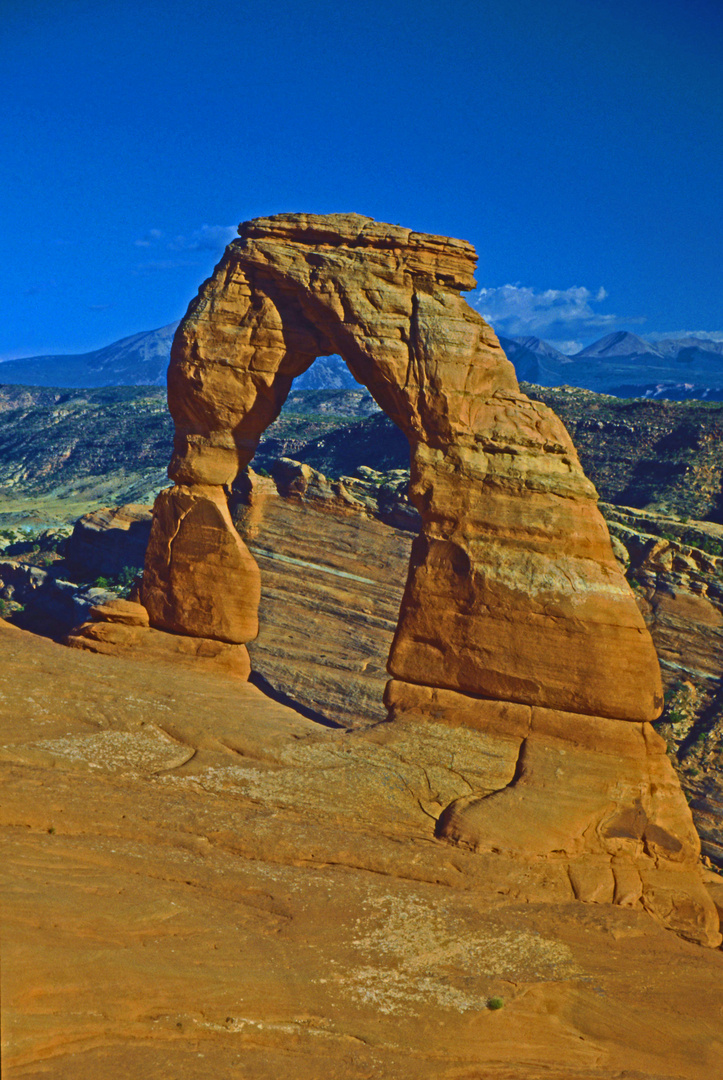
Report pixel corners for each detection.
[144,212,662,724]
[166,212,518,487]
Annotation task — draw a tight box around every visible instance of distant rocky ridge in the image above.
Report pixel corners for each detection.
[3,322,723,399]
[260,385,723,525]
[0,323,180,388]
[499,331,723,400]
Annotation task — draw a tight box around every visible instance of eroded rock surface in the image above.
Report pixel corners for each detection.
[143,484,260,642]
[145,212,660,720]
[66,598,252,681]
[136,212,717,947]
[65,504,153,580]
[3,622,723,1079]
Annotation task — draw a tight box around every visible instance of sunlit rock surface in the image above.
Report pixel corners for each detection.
[146,212,661,720]
[2,620,723,1079]
[134,213,721,947]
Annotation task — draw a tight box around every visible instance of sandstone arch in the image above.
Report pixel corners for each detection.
[143,213,661,720]
[141,213,720,946]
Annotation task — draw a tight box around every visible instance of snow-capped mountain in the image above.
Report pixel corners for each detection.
[2,322,722,401]
[574,331,662,359]
[500,332,723,400]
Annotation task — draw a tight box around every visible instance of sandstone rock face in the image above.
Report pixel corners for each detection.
[146,212,660,720]
[143,484,260,642]
[66,598,251,680]
[5,622,723,1078]
[139,212,717,946]
[235,467,414,728]
[387,680,720,946]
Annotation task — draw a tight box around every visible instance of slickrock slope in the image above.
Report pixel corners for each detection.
[136,212,718,946]
[3,620,723,1080]
[237,471,413,727]
[236,475,723,887]
[602,505,723,870]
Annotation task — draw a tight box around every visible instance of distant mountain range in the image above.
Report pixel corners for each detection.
[498,331,723,400]
[2,324,722,401]
[0,323,181,388]
[0,323,362,392]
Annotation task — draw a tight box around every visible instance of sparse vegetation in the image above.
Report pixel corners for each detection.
[0,599,23,617]
[91,566,141,597]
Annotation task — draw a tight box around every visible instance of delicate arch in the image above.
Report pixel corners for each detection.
[138,213,721,947]
[142,212,661,722]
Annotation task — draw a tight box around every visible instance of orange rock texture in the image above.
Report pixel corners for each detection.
[147,212,660,720]
[140,212,718,946]
[5,621,723,1079]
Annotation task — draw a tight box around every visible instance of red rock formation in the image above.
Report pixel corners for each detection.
[140,212,718,946]
[146,213,660,720]
[142,484,260,642]
[66,598,251,680]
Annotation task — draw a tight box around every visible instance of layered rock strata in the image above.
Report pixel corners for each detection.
[65,504,153,580]
[6,621,723,1078]
[66,598,252,680]
[141,212,718,945]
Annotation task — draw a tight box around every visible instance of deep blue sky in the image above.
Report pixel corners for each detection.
[2,0,721,357]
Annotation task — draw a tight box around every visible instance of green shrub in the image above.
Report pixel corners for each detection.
[0,599,23,617]
[487,996,504,1010]
[92,565,141,598]
[698,537,723,557]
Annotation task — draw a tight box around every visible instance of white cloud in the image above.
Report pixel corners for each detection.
[170,224,237,252]
[645,330,723,343]
[133,259,197,272]
[134,228,163,248]
[130,223,237,273]
[545,339,585,356]
[470,283,638,339]
[133,224,237,260]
